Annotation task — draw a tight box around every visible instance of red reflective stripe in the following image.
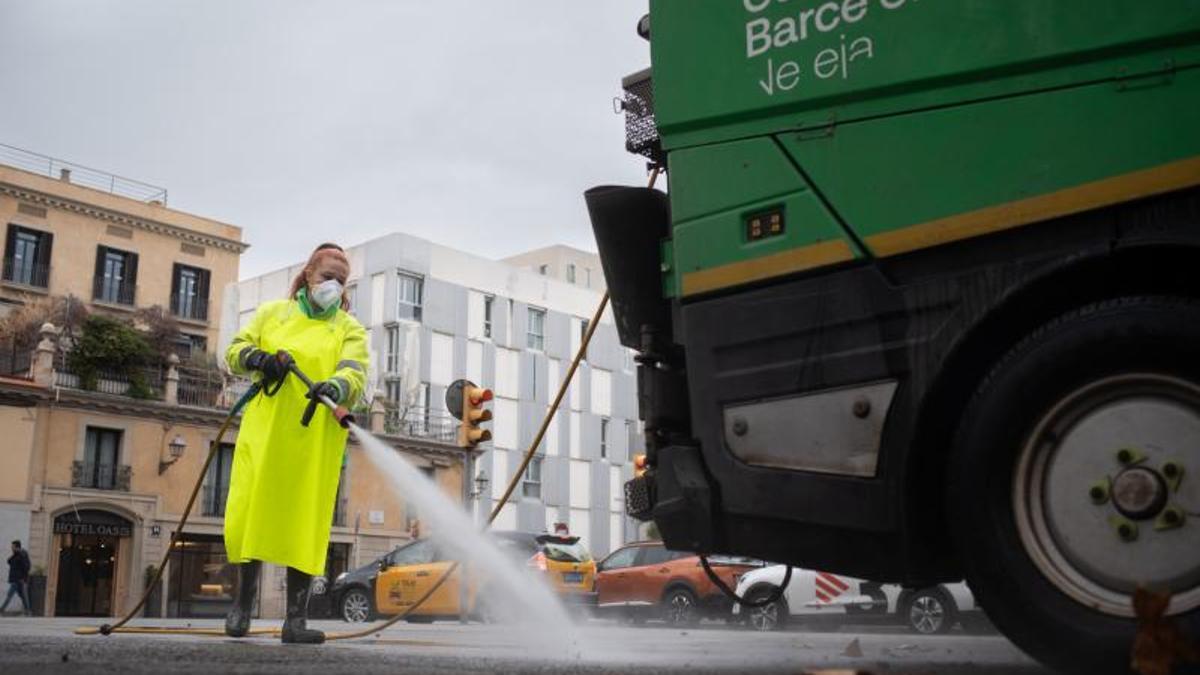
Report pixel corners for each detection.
[815,589,831,603]
[815,577,841,597]
[819,572,850,592]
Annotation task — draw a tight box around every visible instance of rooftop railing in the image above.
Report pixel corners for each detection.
[0,143,168,204]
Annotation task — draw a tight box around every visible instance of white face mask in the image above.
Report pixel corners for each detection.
[311,279,343,310]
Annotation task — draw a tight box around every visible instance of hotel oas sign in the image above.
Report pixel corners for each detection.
[53,510,133,538]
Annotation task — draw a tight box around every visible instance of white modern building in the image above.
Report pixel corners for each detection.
[228,233,640,558]
[501,244,608,292]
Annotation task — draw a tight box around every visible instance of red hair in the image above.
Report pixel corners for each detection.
[289,243,351,311]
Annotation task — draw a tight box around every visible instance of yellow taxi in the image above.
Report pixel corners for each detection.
[364,531,596,622]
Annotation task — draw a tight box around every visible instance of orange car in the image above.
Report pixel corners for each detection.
[593,541,762,625]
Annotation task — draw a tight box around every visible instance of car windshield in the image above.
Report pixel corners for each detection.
[538,536,591,563]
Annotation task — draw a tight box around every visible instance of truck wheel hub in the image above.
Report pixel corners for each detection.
[1013,373,1200,618]
[1111,467,1167,520]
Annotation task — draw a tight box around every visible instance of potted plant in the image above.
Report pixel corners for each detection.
[143,564,162,618]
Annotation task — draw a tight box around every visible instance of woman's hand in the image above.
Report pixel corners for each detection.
[245,349,294,383]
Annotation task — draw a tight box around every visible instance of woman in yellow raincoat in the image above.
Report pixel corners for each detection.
[222,243,368,643]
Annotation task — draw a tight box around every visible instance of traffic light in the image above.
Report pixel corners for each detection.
[634,453,648,477]
[459,384,493,448]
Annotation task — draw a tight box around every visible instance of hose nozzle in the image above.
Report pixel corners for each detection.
[289,362,355,429]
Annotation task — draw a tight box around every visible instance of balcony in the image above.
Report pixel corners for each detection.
[1,258,50,289]
[171,295,209,323]
[202,482,228,517]
[54,357,164,400]
[92,275,136,307]
[177,365,224,407]
[384,408,459,444]
[72,460,132,492]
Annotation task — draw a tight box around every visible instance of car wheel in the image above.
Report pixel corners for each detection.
[661,587,700,626]
[948,297,1200,675]
[905,588,954,635]
[340,588,372,623]
[745,587,787,632]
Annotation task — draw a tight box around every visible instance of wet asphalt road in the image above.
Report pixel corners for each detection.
[0,617,1053,674]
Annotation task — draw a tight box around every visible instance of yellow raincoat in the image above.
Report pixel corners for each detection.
[223,295,368,576]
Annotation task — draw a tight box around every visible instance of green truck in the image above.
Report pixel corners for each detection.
[585,2,1200,672]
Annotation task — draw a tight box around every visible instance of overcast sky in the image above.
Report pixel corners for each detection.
[0,1,651,278]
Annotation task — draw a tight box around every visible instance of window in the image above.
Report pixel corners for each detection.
[600,418,609,459]
[202,443,235,516]
[600,546,639,572]
[93,246,137,305]
[385,325,400,373]
[527,307,545,351]
[483,295,493,339]
[405,466,436,531]
[579,319,590,359]
[385,378,404,405]
[566,264,576,284]
[538,264,548,276]
[185,334,207,357]
[171,263,211,321]
[166,534,230,618]
[522,455,543,500]
[346,284,357,316]
[397,272,423,322]
[3,224,52,288]
[388,538,438,567]
[585,267,593,288]
[626,420,635,462]
[639,545,676,567]
[82,427,121,490]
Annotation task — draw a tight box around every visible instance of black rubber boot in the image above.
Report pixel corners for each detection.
[224,560,261,638]
[281,567,325,644]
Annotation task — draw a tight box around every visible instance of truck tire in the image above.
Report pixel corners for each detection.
[948,296,1200,675]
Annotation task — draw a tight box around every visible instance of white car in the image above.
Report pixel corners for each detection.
[732,565,980,634]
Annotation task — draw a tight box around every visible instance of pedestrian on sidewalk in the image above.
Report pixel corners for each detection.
[2,540,31,616]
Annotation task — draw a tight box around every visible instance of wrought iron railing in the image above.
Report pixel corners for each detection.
[91,275,136,306]
[0,142,168,204]
[202,481,228,517]
[1,258,50,289]
[72,460,132,491]
[171,295,209,322]
[0,338,33,378]
[383,408,459,443]
[178,365,224,408]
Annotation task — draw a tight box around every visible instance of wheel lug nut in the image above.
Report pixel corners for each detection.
[1163,463,1179,478]
[1118,523,1136,540]
[1117,449,1134,465]
[1164,509,1180,525]
[1089,486,1105,501]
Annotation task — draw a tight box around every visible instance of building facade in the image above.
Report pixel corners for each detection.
[233,233,641,559]
[501,244,608,292]
[0,150,468,619]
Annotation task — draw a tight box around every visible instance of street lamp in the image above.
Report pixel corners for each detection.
[159,434,188,474]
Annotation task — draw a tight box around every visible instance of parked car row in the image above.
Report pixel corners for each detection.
[326,534,984,634]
